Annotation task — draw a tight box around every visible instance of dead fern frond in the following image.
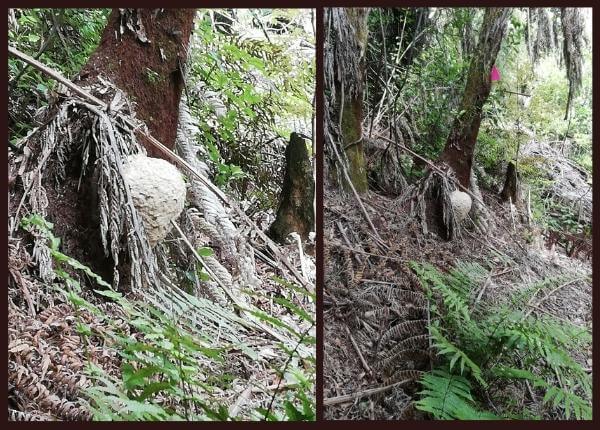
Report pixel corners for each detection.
[379,320,428,349]
[360,285,426,306]
[384,369,425,386]
[379,347,430,374]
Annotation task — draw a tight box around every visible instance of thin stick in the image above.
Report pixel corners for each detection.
[345,325,372,376]
[324,379,411,406]
[8,45,311,291]
[329,138,382,242]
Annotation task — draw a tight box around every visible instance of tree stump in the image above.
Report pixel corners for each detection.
[268,133,315,243]
[500,161,520,204]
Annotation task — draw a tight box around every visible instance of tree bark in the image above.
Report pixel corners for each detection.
[268,133,315,243]
[439,8,511,188]
[500,161,520,203]
[78,8,196,157]
[326,8,370,193]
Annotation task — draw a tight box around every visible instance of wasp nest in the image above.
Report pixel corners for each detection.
[449,190,472,222]
[122,154,186,246]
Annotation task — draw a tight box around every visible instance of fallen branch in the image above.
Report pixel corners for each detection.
[323,379,412,406]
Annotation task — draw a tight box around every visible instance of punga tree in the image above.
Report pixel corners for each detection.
[324,7,370,193]
[408,8,511,240]
[78,9,196,155]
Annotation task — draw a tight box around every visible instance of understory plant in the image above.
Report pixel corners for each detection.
[411,261,591,420]
[19,214,315,421]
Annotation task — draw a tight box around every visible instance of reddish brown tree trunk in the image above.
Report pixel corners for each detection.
[78,8,196,157]
[439,8,511,188]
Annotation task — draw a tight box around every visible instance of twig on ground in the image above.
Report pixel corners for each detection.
[323,379,412,406]
[524,277,586,318]
[345,325,372,377]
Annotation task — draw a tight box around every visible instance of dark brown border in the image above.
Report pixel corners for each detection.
[315,5,325,424]
[5,3,599,428]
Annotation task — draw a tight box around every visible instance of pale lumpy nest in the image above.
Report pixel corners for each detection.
[121,154,187,246]
[449,190,472,222]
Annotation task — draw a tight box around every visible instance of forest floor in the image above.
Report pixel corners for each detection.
[8,159,316,421]
[323,178,592,420]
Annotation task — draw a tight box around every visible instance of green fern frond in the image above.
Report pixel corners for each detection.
[430,326,486,387]
[416,370,498,420]
[446,261,488,298]
[493,367,592,420]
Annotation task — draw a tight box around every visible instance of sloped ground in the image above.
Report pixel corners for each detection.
[8,222,315,421]
[323,180,592,420]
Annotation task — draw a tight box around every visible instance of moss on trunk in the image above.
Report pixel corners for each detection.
[341,97,368,193]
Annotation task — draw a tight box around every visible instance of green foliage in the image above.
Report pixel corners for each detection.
[188,10,314,209]
[412,261,592,420]
[20,214,110,291]
[19,214,314,421]
[144,67,162,85]
[416,370,498,420]
[9,9,109,140]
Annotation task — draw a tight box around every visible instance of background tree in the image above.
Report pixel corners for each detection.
[324,7,370,193]
[438,7,511,188]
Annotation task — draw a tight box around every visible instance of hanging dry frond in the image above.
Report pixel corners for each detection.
[532,8,555,64]
[561,7,585,119]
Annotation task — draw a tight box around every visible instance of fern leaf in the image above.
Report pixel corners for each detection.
[416,370,497,420]
[430,327,486,387]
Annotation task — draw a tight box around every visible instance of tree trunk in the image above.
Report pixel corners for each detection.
[12,9,196,287]
[500,161,520,203]
[438,8,511,188]
[78,8,196,156]
[268,133,315,243]
[326,8,370,193]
